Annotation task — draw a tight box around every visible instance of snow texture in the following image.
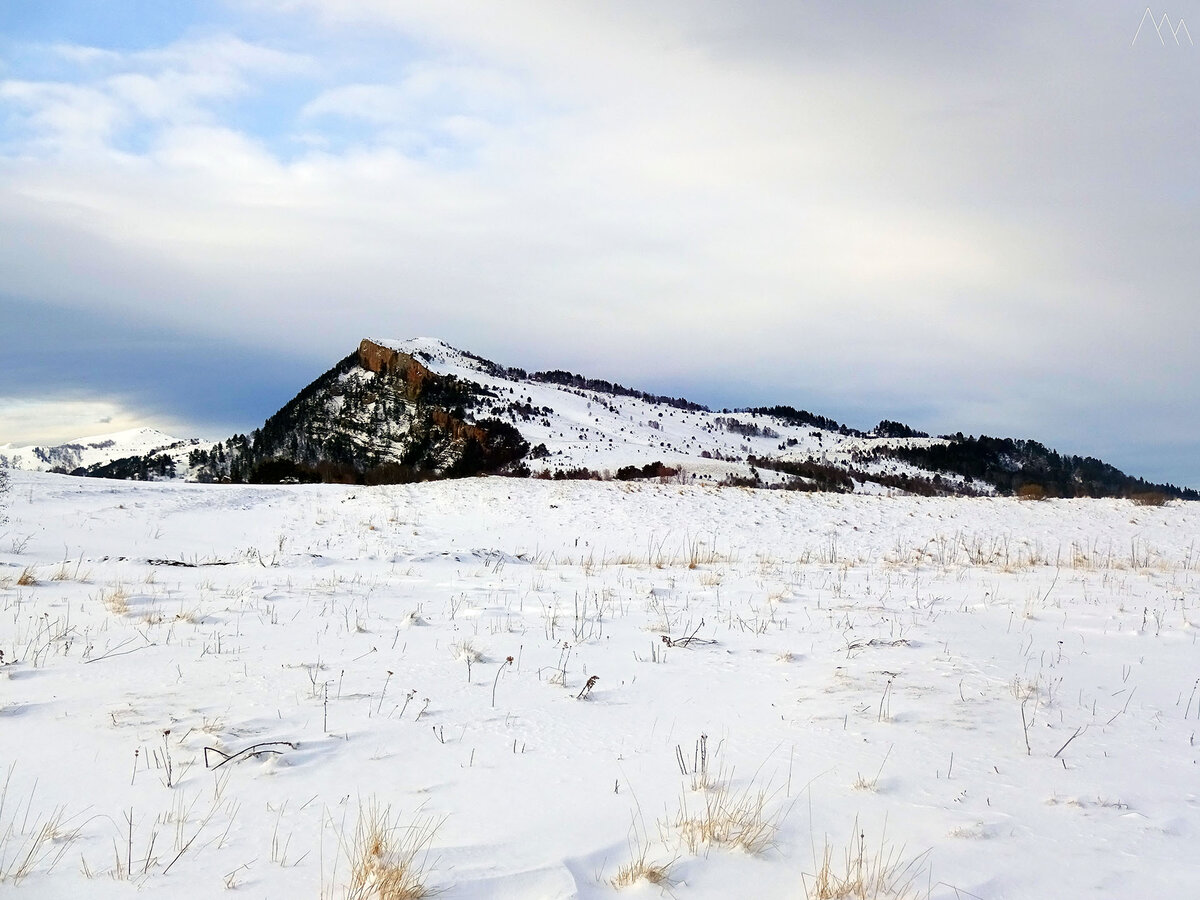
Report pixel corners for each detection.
[0,469,1197,897]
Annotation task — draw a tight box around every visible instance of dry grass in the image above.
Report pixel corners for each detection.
[803,819,929,900]
[0,767,82,884]
[15,567,37,587]
[665,775,788,856]
[610,852,674,890]
[1129,491,1169,507]
[449,640,482,664]
[101,584,130,616]
[174,608,205,625]
[0,805,79,883]
[610,803,676,891]
[328,799,442,900]
[852,746,892,793]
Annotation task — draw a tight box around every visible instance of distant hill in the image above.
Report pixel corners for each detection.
[0,428,204,480]
[36,338,1196,500]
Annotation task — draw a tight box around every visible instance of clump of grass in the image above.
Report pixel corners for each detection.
[16,567,37,587]
[803,818,929,900]
[449,640,482,664]
[101,584,130,616]
[666,774,788,855]
[852,745,893,793]
[328,799,442,900]
[610,801,675,890]
[610,849,673,889]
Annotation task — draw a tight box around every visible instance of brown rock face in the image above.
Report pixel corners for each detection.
[431,408,488,446]
[357,339,436,401]
[357,339,484,447]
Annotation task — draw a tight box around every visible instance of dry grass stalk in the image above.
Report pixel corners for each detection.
[0,768,81,884]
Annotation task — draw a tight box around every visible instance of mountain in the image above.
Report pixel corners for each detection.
[35,338,1197,500]
[0,427,204,480]
[187,339,528,484]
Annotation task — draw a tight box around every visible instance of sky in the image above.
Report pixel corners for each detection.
[1,1,1198,487]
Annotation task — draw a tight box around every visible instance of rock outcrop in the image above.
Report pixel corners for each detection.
[357,339,438,400]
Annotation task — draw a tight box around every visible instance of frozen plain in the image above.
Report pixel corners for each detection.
[1,470,1198,898]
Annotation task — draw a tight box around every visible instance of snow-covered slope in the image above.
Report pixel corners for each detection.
[378,337,969,491]
[0,427,203,476]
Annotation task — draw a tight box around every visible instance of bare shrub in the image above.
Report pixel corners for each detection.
[0,469,8,526]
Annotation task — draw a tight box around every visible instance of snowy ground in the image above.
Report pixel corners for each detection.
[1,470,1198,898]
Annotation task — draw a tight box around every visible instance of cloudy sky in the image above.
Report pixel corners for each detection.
[1,1,1198,486]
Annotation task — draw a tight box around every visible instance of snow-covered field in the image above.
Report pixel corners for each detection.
[1,470,1198,898]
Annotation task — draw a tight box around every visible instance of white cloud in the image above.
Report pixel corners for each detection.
[2,2,1199,481]
[0,398,150,447]
[1,35,313,151]
[0,80,126,150]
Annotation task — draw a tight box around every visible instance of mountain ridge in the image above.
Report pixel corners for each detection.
[0,427,203,477]
[8,338,1195,500]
